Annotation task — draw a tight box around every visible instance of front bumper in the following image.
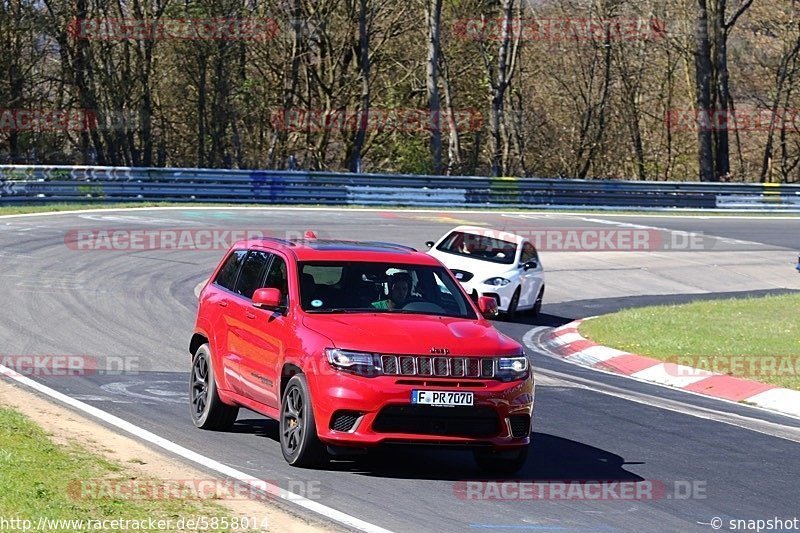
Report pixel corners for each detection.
[461,280,517,312]
[309,370,534,449]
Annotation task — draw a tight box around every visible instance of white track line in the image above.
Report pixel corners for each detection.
[0,364,392,533]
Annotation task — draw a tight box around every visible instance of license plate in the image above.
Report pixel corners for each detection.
[411,390,474,407]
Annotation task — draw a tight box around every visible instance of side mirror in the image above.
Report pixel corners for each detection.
[252,288,283,310]
[425,241,435,249]
[477,296,499,318]
[523,260,538,271]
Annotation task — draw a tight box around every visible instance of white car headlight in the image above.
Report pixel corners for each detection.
[484,277,511,286]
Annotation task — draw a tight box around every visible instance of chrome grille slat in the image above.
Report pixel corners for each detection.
[382,355,398,374]
[466,358,480,377]
[433,357,449,377]
[399,356,416,375]
[481,358,495,378]
[451,358,465,377]
[417,357,432,376]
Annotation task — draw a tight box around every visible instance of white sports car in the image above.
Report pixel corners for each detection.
[427,226,545,320]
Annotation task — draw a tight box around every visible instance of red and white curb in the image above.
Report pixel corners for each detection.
[540,320,800,420]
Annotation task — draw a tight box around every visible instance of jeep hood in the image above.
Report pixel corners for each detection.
[302,313,521,356]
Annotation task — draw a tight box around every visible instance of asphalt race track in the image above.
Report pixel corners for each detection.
[1,208,799,532]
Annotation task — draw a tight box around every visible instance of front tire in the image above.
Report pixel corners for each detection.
[280,374,326,467]
[503,287,521,322]
[190,344,239,430]
[473,446,529,474]
[531,286,545,317]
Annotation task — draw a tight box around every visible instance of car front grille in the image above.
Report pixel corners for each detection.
[380,355,494,378]
[372,405,500,438]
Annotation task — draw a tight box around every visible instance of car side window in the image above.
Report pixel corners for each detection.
[233,250,272,299]
[263,255,289,306]
[520,242,538,264]
[214,250,247,291]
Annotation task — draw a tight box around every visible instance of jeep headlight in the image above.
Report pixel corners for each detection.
[325,348,381,377]
[495,356,529,382]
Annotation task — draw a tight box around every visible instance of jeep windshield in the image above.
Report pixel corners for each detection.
[436,231,517,265]
[299,261,477,319]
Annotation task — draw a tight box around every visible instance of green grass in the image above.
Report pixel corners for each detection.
[0,407,250,532]
[579,293,800,390]
[0,201,795,217]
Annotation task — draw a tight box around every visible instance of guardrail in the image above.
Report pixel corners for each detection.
[1,165,799,211]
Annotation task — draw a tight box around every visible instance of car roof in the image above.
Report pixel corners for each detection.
[233,238,442,265]
[447,226,526,245]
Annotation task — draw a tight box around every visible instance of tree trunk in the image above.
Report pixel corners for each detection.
[695,0,715,181]
[268,0,303,169]
[578,26,612,180]
[72,0,106,165]
[426,0,443,174]
[348,0,370,173]
[196,56,207,167]
[440,50,461,174]
[714,1,730,179]
[489,0,516,177]
[760,35,800,182]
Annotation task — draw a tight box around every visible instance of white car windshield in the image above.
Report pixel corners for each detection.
[299,261,477,319]
[436,231,517,265]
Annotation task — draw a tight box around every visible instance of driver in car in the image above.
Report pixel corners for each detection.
[371,272,411,310]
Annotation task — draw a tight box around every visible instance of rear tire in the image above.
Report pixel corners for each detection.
[190,344,239,430]
[280,374,327,467]
[473,446,529,474]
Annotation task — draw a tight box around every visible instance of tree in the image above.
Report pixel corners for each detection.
[477,0,521,177]
[426,0,443,173]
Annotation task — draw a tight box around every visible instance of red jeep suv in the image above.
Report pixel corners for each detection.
[190,237,534,472]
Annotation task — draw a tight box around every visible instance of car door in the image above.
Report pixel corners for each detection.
[517,241,543,308]
[225,249,273,398]
[204,249,248,394]
[234,252,291,409]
